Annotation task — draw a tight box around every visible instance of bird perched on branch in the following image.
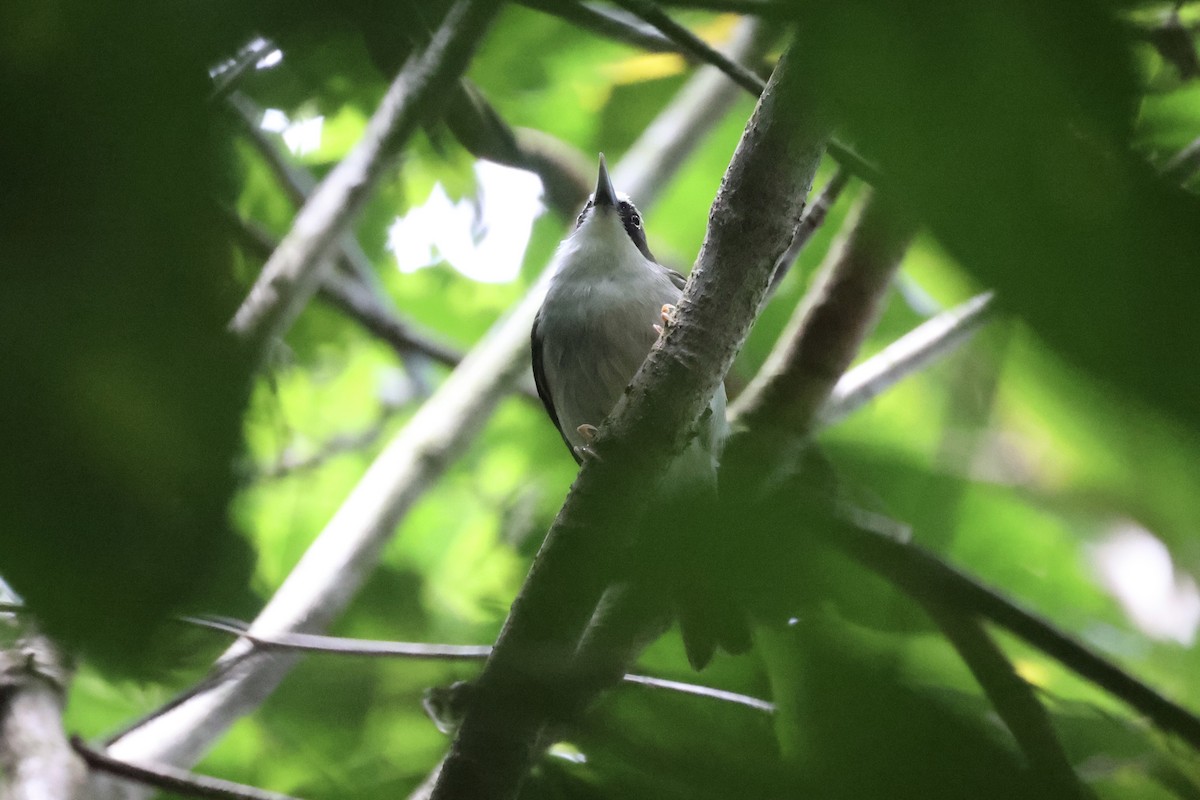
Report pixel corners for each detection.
[531,154,743,669]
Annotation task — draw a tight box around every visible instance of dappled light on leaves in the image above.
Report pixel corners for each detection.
[2,1,1197,799]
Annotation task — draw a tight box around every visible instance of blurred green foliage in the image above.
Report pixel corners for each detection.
[1,0,1198,797]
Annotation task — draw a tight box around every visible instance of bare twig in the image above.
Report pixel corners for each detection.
[209,39,274,103]
[653,0,792,16]
[769,167,851,292]
[431,40,827,800]
[620,673,775,713]
[226,209,542,402]
[731,192,916,433]
[596,0,881,185]
[344,9,594,218]
[182,616,774,712]
[923,608,1084,798]
[317,271,470,373]
[225,92,316,209]
[73,737,301,800]
[228,0,502,346]
[181,616,493,661]
[1162,134,1200,184]
[224,210,467,370]
[517,0,678,52]
[831,511,1200,751]
[257,418,391,482]
[613,16,779,208]
[443,81,595,217]
[610,0,765,95]
[820,291,996,426]
[225,91,387,296]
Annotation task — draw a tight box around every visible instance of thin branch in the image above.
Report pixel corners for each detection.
[610,0,765,95]
[181,616,493,661]
[731,192,916,433]
[552,0,883,186]
[431,40,828,800]
[182,616,774,713]
[831,510,1200,751]
[443,81,595,217]
[209,39,274,103]
[1162,134,1200,184]
[226,208,544,403]
[225,92,316,209]
[224,210,465,369]
[343,8,594,218]
[769,167,851,292]
[613,16,780,208]
[923,607,1084,798]
[820,291,997,426]
[228,0,502,346]
[257,417,391,482]
[316,271,469,374]
[225,91,387,297]
[517,0,678,52]
[620,673,775,713]
[73,737,301,800]
[653,0,793,16]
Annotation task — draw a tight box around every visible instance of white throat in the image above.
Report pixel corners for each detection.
[553,210,651,282]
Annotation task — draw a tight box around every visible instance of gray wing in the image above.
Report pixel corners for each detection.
[663,266,687,291]
[531,313,583,464]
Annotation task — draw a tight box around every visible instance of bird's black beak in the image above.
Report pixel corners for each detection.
[593,153,618,208]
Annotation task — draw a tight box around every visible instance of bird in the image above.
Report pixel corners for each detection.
[531,154,742,669]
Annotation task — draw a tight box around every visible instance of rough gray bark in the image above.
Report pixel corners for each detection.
[0,623,83,800]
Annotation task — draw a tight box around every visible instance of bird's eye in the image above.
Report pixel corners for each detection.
[630,212,642,228]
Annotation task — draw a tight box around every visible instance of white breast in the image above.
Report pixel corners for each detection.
[538,212,681,449]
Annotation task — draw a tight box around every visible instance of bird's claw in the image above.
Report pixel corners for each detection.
[654,304,677,338]
[574,424,601,461]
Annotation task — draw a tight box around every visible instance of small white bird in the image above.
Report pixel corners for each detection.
[531,155,737,668]
[532,154,727,471]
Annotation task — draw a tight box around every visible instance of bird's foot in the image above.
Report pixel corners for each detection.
[574,424,601,461]
[654,303,678,337]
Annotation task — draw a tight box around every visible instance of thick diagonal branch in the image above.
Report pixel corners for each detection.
[731,192,916,433]
[430,41,828,800]
[228,0,501,347]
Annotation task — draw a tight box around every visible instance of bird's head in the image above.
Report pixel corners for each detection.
[573,154,655,262]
